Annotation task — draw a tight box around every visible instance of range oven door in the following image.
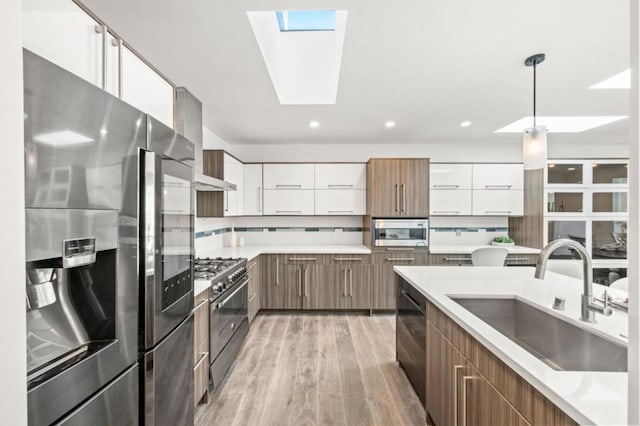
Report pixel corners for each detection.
[210,279,248,362]
[396,276,426,407]
[141,149,194,349]
[373,219,429,247]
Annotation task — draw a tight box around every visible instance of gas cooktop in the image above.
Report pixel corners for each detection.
[194,257,247,299]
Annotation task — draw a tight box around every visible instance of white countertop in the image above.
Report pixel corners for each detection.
[198,244,372,261]
[393,265,628,426]
[428,244,541,254]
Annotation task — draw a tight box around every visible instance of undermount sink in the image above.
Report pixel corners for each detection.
[451,297,627,372]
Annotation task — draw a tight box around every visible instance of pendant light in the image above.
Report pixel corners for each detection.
[523,53,547,170]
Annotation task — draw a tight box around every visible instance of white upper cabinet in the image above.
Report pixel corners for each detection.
[314,164,366,189]
[430,164,472,190]
[315,190,366,215]
[472,190,524,216]
[104,31,120,97]
[263,164,315,189]
[429,190,472,216]
[223,154,243,216]
[243,164,263,216]
[121,46,174,128]
[472,164,524,190]
[23,0,103,88]
[263,190,315,215]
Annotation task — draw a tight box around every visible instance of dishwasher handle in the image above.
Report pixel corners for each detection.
[400,290,425,315]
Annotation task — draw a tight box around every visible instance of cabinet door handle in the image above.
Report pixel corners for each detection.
[276,210,302,214]
[275,257,279,285]
[328,210,354,214]
[385,257,415,262]
[333,257,363,261]
[506,257,529,261]
[297,269,302,296]
[248,261,257,270]
[99,25,107,90]
[275,184,302,188]
[248,293,256,302]
[225,191,229,212]
[433,210,461,214]
[288,257,317,262]
[444,257,472,262]
[461,376,475,426]
[304,269,308,297]
[385,247,414,252]
[485,184,512,189]
[257,186,262,212]
[433,184,460,189]
[401,183,406,212]
[453,365,464,426]
[328,184,353,188]
[484,210,511,214]
[343,269,348,297]
[349,269,353,296]
[395,184,399,212]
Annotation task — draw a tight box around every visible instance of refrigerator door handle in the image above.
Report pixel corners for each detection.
[142,150,159,348]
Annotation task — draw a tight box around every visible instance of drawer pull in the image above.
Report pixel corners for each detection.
[275,184,302,188]
[328,184,354,188]
[194,352,209,369]
[248,293,256,302]
[443,257,471,262]
[386,257,415,262]
[433,184,460,189]
[328,210,354,214]
[288,257,317,261]
[333,257,363,261]
[193,299,209,311]
[484,184,512,189]
[248,261,257,269]
[485,210,512,214]
[275,210,302,214]
[385,247,415,252]
[433,210,461,214]
[506,257,530,261]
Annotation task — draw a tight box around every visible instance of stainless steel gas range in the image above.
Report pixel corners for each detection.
[194,257,250,389]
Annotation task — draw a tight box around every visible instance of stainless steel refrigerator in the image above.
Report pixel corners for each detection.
[24,49,195,425]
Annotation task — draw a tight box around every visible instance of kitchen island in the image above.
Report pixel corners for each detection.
[394,266,628,426]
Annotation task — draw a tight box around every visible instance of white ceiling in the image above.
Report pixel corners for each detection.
[81,0,630,146]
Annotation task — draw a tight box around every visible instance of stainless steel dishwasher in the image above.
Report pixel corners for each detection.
[396,275,427,407]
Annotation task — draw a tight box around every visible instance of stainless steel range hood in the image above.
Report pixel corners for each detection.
[175,87,236,192]
[194,173,236,191]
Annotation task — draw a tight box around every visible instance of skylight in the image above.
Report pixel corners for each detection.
[276,10,336,32]
[494,116,627,133]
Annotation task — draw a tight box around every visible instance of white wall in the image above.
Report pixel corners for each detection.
[0,0,27,423]
[223,141,629,164]
[629,2,639,423]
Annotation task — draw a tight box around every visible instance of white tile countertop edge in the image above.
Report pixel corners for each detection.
[393,266,628,426]
[428,244,541,254]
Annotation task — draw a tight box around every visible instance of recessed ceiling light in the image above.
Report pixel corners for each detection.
[568,167,576,171]
[548,164,555,168]
[100,128,107,136]
[494,116,627,133]
[590,69,630,89]
[33,130,95,146]
[385,121,396,129]
[309,120,320,129]
[460,120,472,128]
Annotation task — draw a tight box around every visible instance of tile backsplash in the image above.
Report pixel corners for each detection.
[429,216,510,246]
[195,216,363,255]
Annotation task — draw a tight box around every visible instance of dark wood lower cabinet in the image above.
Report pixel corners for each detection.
[247,256,260,323]
[426,303,579,426]
[371,252,429,310]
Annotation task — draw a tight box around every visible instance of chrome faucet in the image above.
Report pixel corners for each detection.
[534,239,612,323]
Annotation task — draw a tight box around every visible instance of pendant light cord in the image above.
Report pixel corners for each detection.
[533,63,537,127]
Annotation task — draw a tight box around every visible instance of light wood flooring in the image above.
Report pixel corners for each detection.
[195,313,425,426]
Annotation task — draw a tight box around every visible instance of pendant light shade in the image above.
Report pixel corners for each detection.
[523,53,547,170]
[523,125,548,170]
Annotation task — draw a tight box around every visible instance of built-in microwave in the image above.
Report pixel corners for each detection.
[372,218,429,247]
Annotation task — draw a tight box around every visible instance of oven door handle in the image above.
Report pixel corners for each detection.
[214,279,249,309]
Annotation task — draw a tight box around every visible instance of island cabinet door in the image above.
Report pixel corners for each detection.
[426,322,467,426]
[463,364,530,426]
